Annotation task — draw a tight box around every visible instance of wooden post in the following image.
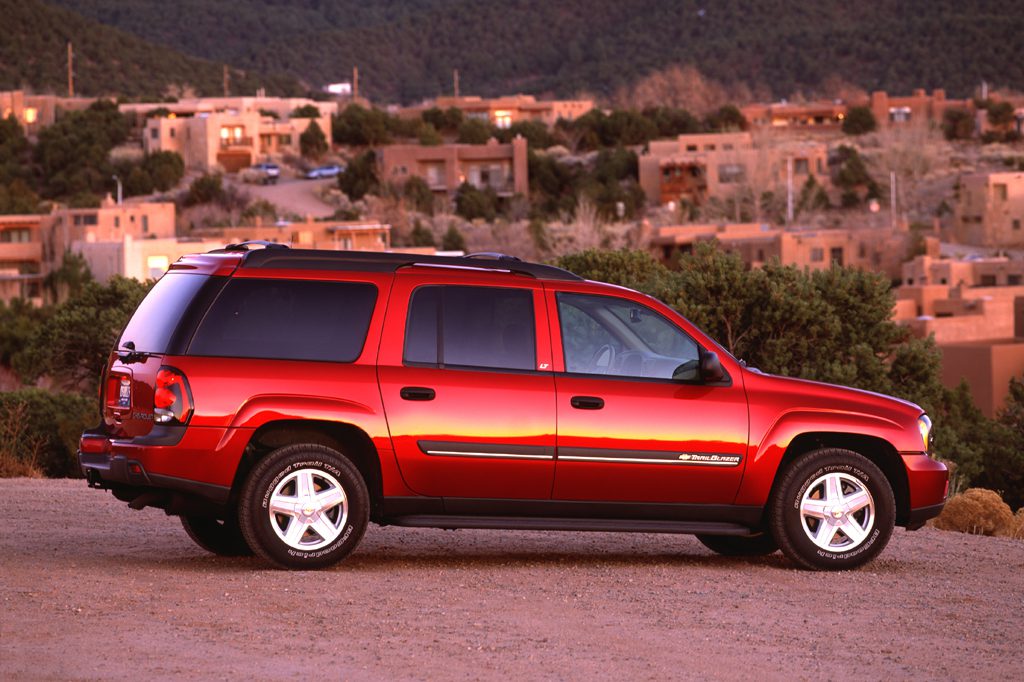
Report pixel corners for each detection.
[353,66,359,100]
[67,41,74,97]
[223,65,230,97]
[454,69,460,98]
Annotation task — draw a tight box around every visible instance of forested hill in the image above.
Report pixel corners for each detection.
[42,0,1024,104]
[0,0,303,98]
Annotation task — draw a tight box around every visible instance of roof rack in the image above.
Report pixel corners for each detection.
[230,248,583,281]
[212,240,289,253]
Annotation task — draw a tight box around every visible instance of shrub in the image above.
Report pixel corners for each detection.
[0,389,95,477]
[932,488,1014,536]
[842,106,877,136]
[0,402,44,478]
[442,224,467,252]
[184,173,225,206]
[300,120,329,160]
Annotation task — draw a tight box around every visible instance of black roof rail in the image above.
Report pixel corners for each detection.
[231,248,583,281]
[211,240,289,253]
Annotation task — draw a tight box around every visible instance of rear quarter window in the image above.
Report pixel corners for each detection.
[188,279,377,362]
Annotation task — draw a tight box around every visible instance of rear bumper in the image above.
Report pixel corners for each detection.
[80,450,230,504]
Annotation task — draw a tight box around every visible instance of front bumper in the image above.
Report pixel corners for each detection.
[901,453,949,530]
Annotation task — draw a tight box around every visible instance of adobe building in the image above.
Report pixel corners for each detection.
[894,253,1024,417]
[121,97,337,173]
[952,172,1024,248]
[0,90,96,136]
[741,100,849,131]
[0,214,47,304]
[379,137,529,198]
[638,132,830,208]
[191,219,392,252]
[400,94,594,129]
[649,222,911,280]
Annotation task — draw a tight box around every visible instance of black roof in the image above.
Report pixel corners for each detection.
[219,244,583,282]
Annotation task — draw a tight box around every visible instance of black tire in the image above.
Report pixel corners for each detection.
[696,532,778,557]
[239,443,369,570]
[180,513,253,557]
[768,448,895,571]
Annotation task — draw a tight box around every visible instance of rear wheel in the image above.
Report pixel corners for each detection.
[239,443,369,570]
[769,448,895,570]
[180,514,252,557]
[696,532,778,557]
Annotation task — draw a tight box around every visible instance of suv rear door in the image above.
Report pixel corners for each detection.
[377,270,556,499]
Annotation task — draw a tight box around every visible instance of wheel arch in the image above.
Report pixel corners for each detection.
[230,419,385,522]
[774,432,910,526]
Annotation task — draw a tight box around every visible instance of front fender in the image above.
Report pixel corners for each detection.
[735,408,912,506]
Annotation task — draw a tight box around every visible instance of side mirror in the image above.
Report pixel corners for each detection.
[700,351,725,384]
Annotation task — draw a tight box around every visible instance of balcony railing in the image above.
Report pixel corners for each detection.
[0,241,42,262]
[220,137,254,149]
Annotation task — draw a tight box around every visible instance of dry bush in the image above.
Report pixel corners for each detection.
[1005,509,1024,540]
[613,64,756,114]
[0,402,44,478]
[932,488,1015,537]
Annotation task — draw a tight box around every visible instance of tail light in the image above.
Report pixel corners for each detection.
[154,367,193,425]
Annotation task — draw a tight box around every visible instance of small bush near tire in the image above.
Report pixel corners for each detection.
[932,488,1015,537]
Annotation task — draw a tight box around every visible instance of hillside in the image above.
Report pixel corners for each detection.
[44,0,1024,103]
[0,0,303,98]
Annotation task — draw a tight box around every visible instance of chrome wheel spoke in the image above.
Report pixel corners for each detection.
[309,515,340,543]
[801,499,830,519]
[813,520,839,547]
[841,518,868,545]
[283,517,308,546]
[824,474,843,504]
[843,490,871,514]
[295,470,316,498]
[315,487,346,512]
[269,493,295,516]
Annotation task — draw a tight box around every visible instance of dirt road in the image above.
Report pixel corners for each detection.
[1,479,1021,680]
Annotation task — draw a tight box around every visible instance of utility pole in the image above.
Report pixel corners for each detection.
[786,157,794,225]
[67,41,74,97]
[111,175,122,206]
[352,66,359,100]
[223,65,230,97]
[890,171,897,230]
[453,69,460,98]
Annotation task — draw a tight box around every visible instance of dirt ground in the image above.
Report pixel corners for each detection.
[1,479,1021,681]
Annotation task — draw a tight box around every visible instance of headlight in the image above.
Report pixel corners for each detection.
[918,414,932,452]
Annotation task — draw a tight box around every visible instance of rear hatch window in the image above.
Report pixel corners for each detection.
[117,273,222,354]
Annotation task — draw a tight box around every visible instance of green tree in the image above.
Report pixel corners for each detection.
[942,108,975,140]
[300,120,329,160]
[337,151,379,200]
[184,173,225,206]
[16,276,152,392]
[124,166,154,196]
[291,104,321,118]
[497,120,556,149]
[143,151,185,191]
[842,106,878,135]
[643,106,702,137]
[422,107,464,132]
[456,119,496,144]
[442,223,467,251]
[454,182,498,221]
[332,104,393,146]
[417,122,443,146]
[409,219,436,247]
[704,105,748,132]
[403,176,435,214]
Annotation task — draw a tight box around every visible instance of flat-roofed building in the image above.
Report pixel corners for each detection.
[379,137,529,198]
[400,94,594,129]
[953,172,1024,248]
[0,214,46,304]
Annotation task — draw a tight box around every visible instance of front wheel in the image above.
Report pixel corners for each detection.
[768,448,895,570]
[239,444,369,569]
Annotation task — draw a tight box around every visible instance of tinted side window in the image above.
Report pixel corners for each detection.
[404,285,535,371]
[189,279,377,362]
[557,292,700,380]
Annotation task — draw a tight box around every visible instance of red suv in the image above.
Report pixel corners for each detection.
[79,245,948,570]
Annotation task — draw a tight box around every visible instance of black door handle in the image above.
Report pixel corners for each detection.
[570,395,604,410]
[400,386,436,401]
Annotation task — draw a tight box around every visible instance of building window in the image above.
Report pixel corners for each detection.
[493,110,512,129]
[889,107,912,123]
[810,248,824,262]
[704,144,716,151]
[169,128,175,139]
[723,143,734,151]
[1014,219,1021,231]
[718,163,746,184]
[147,255,170,279]
[794,158,809,174]
[24,107,38,124]
[150,127,158,139]
[830,247,844,266]
[278,134,292,145]
[83,214,98,226]
[1008,275,1022,286]
[114,217,120,229]
[994,184,1008,201]
[686,144,698,152]
[980,275,997,286]
[0,228,31,243]
[142,215,149,233]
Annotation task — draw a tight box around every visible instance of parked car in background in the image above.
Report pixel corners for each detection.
[245,162,280,185]
[305,164,342,179]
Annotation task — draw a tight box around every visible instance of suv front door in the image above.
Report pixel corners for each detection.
[378,272,556,499]
[548,288,748,505]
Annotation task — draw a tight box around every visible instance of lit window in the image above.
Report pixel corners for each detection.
[220,127,230,139]
[147,255,170,279]
[24,107,38,124]
[494,110,512,129]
